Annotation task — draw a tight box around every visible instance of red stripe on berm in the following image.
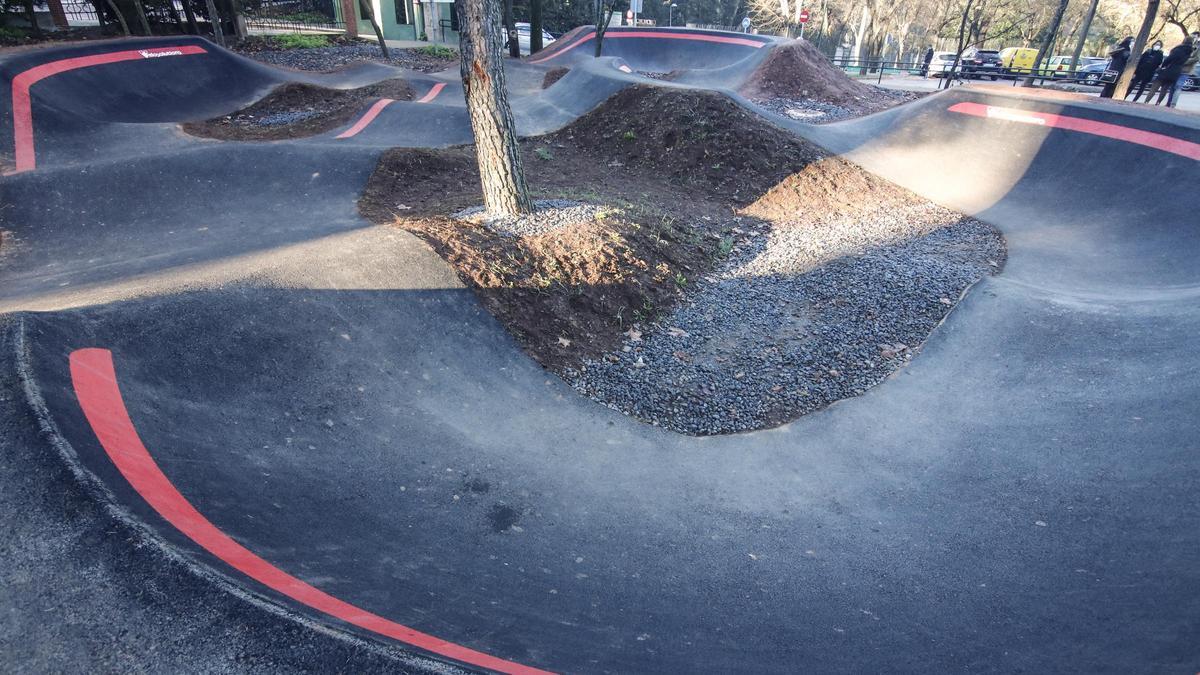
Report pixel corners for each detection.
[10,45,207,173]
[336,98,395,138]
[68,347,555,675]
[948,101,1200,161]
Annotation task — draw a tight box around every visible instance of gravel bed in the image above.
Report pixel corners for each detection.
[638,71,674,80]
[453,199,604,237]
[752,97,854,123]
[250,110,321,126]
[241,44,455,73]
[565,213,1005,435]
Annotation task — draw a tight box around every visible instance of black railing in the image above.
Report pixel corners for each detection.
[826,57,1157,89]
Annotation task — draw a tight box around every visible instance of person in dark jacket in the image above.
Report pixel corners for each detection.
[1167,32,1199,107]
[1125,40,1164,100]
[922,46,934,77]
[1099,36,1134,98]
[1138,35,1195,104]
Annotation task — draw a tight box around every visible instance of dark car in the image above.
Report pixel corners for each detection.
[962,48,1003,79]
[1077,60,1109,86]
[1184,65,1200,91]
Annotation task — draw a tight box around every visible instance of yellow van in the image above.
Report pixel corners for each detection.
[999,47,1038,74]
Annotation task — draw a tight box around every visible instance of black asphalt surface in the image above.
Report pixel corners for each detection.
[1,30,1198,674]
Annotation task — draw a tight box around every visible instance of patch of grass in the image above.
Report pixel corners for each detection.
[534,147,554,161]
[416,44,457,58]
[0,26,28,40]
[271,33,331,49]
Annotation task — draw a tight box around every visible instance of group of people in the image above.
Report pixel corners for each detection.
[1100,33,1199,107]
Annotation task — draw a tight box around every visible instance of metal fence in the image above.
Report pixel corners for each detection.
[242,0,343,31]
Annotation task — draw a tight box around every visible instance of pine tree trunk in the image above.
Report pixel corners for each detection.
[105,0,132,35]
[133,0,151,35]
[529,0,543,53]
[204,0,225,45]
[22,0,43,38]
[503,0,519,57]
[1115,0,1160,96]
[182,0,199,34]
[456,0,533,216]
[358,0,391,58]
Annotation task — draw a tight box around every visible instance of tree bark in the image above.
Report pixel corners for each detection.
[594,0,615,57]
[358,0,391,58]
[456,0,534,216]
[1068,0,1100,73]
[1023,0,1070,86]
[22,0,44,38]
[1115,0,1160,96]
[204,0,225,45]
[105,0,132,35]
[529,0,543,53]
[133,0,152,35]
[503,0,519,57]
[943,0,973,90]
[182,0,199,34]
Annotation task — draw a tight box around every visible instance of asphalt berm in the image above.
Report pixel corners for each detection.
[1,28,1198,675]
[361,86,1005,433]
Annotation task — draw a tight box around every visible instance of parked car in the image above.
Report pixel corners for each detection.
[961,48,1003,79]
[1077,60,1109,86]
[999,47,1038,74]
[515,22,555,55]
[1043,55,1078,77]
[926,51,959,77]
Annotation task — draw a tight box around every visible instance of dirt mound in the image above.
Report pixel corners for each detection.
[542,85,825,203]
[743,154,934,222]
[741,40,907,113]
[183,79,413,141]
[542,67,570,88]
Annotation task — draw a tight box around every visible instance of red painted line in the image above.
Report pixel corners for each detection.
[68,348,554,675]
[335,98,395,139]
[948,101,1200,161]
[528,30,765,64]
[10,45,206,173]
[415,82,446,103]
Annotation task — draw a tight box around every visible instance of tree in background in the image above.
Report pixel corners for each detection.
[1023,0,1069,84]
[593,0,619,56]
[456,0,534,215]
[357,0,392,57]
[530,0,544,52]
[1115,0,1161,95]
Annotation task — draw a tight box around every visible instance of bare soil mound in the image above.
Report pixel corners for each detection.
[360,86,1005,434]
[547,85,824,202]
[183,79,413,141]
[542,67,570,88]
[741,40,911,114]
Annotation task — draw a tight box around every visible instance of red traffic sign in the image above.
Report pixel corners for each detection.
[798,8,810,22]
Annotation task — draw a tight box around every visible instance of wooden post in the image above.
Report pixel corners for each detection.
[341,0,358,37]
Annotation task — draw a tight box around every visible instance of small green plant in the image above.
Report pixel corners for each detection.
[534,146,554,161]
[272,33,330,49]
[416,44,457,58]
[621,130,637,141]
[717,235,735,257]
[673,272,688,288]
[0,26,28,40]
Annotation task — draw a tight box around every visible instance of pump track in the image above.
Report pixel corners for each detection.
[1,27,1198,674]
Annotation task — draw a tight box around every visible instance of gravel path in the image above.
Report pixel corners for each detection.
[566,211,1005,435]
[454,199,604,237]
[752,97,855,123]
[240,44,455,73]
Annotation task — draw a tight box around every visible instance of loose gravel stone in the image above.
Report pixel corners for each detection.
[241,45,455,73]
[752,97,854,123]
[565,211,1005,435]
[453,199,605,237]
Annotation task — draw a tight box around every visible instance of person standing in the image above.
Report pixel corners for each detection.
[922,46,934,77]
[1125,40,1164,100]
[1139,35,1195,105]
[1167,32,1199,107]
[1099,37,1133,98]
